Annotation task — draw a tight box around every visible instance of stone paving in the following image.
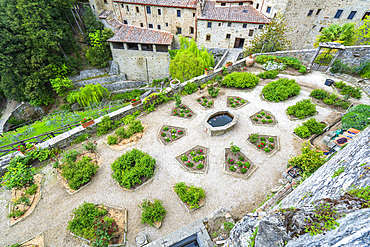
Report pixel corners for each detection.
[1,72,369,246]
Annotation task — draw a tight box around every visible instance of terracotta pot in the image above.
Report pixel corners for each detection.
[245,56,254,67]
[131,99,142,106]
[81,119,95,128]
[205,69,213,75]
[225,63,232,68]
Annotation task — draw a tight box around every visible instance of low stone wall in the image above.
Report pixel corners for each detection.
[102,80,146,91]
[73,74,127,87]
[255,49,318,66]
[69,68,109,82]
[208,48,228,67]
[336,45,370,67]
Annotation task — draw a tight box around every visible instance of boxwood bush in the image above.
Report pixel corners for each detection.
[222,72,259,88]
[287,99,316,119]
[262,78,301,102]
[139,199,166,226]
[334,81,362,99]
[111,149,156,189]
[174,182,205,209]
[310,89,330,100]
[342,104,370,130]
[289,143,326,175]
[294,118,327,138]
[257,70,279,79]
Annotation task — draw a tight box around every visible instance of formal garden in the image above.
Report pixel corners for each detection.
[1,54,370,247]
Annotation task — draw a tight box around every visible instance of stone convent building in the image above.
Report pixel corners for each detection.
[91,0,370,50]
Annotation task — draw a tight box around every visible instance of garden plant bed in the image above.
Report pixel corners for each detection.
[261,93,298,102]
[171,104,195,119]
[247,134,280,157]
[104,124,147,151]
[227,96,249,109]
[57,151,101,195]
[172,182,206,212]
[9,174,43,227]
[175,145,209,174]
[116,166,156,192]
[250,110,277,126]
[196,96,214,109]
[287,110,318,121]
[70,204,127,246]
[293,121,329,140]
[17,232,44,247]
[224,148,258,180]
[158,125,186,145]
[310,97,352,114]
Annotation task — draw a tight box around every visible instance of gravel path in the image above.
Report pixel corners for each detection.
[1,72,369,247]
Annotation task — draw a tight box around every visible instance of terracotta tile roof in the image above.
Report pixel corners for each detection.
[107,25,173,45]
[113,0,197,8]
[99,10,113,19]
[107,18,123,29]
[216,0,253,2]
[198,1,270,24]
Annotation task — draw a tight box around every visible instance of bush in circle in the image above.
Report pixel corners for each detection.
[262,119,267,123]
[268,137,274,142]
[229,165,236,171]
[174,182,205,209]
[268,119,273,123]
[264,147,271,152]
[286,99,316,119]
[60,156,98,190]
[239,156,245,161]
[237,161,243,167]
[139,199,166,226]
[262,78,301,102]
[260,137,266,141]
[181,155,188,161]
[163,126,169,131]
[222,72,260,89]
[288,143,326,175]
[244,162,251,168]
[257,70,279,79]
[228,158,235,164]
[111,149,156,189]
[341,104,370,130]
[184,83,198,94]
[310,89,330,100]
[197,163,204,170]
[165,138,170,142]
[107,135,118,145]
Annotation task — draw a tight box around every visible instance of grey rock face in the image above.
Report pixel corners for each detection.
[108,60,120,75]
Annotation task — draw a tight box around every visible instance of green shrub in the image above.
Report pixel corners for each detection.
[256,55,303,70]
[241,168,247,174]
[97,116,114,136]
[288,143,326,175]
[73,84,110,107]
[323,97,334,105]
[262,78,301,102]
[303,118,327,134]
[286,99,316,119]
[1,162,35,190]
[342,104,370,130]
[60,156,98,190]
[314,53,334,65]
[67,202,109,240]
[25,184,38,195]
[354,61,370,79]
[310,89,330,100]
[174,182,205,209]
[299,65,307,74]
[347,185,370,206]
[197,163,204,169]
[111,149,156,189]
[294,125,311,138]
[250,134,259,143]
[71,133,91,145]
[107,135,118,145]
[139,199,166,226]
[330,59,353,74]
[340,85,362,99]
[257,70,279,79]
[222,72,259,88]
[184,83,198,94]
[229,165,236,171]
[127,120,144,136]
[115,127,127,139]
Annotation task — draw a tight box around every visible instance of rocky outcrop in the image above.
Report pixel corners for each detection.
[224,127,370,247]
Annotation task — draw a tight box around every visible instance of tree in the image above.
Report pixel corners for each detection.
[244,13,291,56]
[82,6,104,45]
[170,50,205,82]
[314,23,357,47]
[73,84,109,107]
[0,0,79,105]
[85,28,114,68]
[357,15,370,45]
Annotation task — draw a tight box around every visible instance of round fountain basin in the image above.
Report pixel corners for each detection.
[203,110,238,136]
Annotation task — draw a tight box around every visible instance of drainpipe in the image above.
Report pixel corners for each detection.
[144,5,148,28]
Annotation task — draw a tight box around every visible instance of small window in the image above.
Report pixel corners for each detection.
[149,23,153,28]
[334,9,343,19]
[206,34,211,41]
[193,13,195,17]
[226,34,231,39]
[256,3,259,9]
[248,29,254,36]
[242,24,247,28]
[126,5,129,12]
[258,25,263,29]
[177,27,182,34]
[177,10,181,17]
[228,22,232,27]
[239,2,243,5]
[146,6,151,14]
[316,9,321,15]
[104,0,107,3]
[307,10,313,16]
[207,22,212,28]
[123,20,128,24]
[140,23,143,27]
[266,6,271,13]
[166,23,169,27]
[221,3,226,6]
[190,27,194,34]
[121,4,124,8]
[274,13,276,18]
[136,7,139,13]
[157,25,161,30]
[158,9,161,15]
[218,23,221,26]
[363,12,370,20]
[348,11,357,20]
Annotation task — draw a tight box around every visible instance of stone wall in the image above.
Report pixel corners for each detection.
[255,49,318,65]
[336,45,370,67]
[69,68,109,82]
[207,48,228,67]
[102,80,146,91]
[73,74,127,87]
[110,45,171,83]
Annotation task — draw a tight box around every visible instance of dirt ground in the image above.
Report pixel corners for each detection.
[1,71,369,247]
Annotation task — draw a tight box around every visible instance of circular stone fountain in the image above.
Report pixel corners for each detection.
[203,110,238,136]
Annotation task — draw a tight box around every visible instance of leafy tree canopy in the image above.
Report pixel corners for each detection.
[357,15,370,45]
[314,23,357,47]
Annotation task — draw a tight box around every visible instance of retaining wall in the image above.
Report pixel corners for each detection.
[255,49,318,66]
[73,74,127,87]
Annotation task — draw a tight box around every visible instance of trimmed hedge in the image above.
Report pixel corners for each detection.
[294,118,327,138]
[287,99,316,119]
[222,72,259,88]
[262,78,301,102]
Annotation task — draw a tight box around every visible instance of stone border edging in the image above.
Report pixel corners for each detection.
[226,96,250,110]
[170,104,197,120]
[175,145,210,174]
[249,110,278,127]
[157,125,188,146]
[18,232,44,246]
[223,149,259,180]
[102,125,148,151]
[8,174,44,227]
[247,135,280,158]
[171,186,206,213]
[113,166,156,192]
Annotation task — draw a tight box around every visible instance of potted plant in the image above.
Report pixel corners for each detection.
[131,97,142,106]
[80,117,95,128]
[245,54,254,67]
[17,143,36,155]
[225,61,233,67]
[204,67,214,75]
[170,78,180,90]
